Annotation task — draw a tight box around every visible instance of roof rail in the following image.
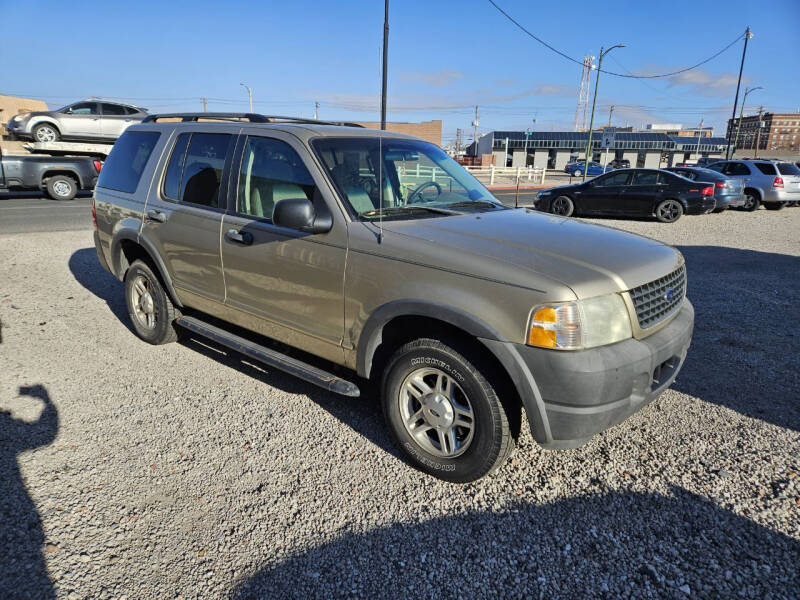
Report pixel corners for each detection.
[141,112,364,127]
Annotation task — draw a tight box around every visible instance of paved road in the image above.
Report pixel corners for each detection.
[0,192,93,234]
[490,188,539,207]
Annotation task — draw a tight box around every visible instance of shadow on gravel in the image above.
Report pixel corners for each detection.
[68,247,130,329]
[0,384,58,600]
[231,487,799,599]
[674,246,800,432]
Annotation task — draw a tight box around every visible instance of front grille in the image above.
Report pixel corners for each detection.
[629,265,686,329]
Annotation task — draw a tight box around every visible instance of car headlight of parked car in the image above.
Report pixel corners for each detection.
[527,293,632,350]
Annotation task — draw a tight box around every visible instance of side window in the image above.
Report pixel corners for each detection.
[101,103,127,116]
[725,162,751,176]
[754,162,777,175]
[125,106,141,115]
[236,136,315,220]
[69,102,98,115]
[97,131,160,193]
[180,133,232,208]
[162,133,190,201]
[675,170,695,180]
[594,172,630,186]
[632,171,658,185]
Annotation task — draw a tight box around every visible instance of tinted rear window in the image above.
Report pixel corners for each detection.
[754,162,777,175]
[97,131,160,193]
[777,163,800,175]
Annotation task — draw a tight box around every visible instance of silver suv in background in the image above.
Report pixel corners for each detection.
[5,99,148,143]
[706,159,800,211]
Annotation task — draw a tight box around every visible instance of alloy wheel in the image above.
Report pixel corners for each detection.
[658,200,681,222]
[130,275,157,329]
[551,196,573,216]
[35,126,57,142]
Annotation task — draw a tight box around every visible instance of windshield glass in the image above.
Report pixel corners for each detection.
[312,137,502,219]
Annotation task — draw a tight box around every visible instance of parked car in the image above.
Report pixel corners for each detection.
[5,100,148,143]
[564,161,611,177]
[705,160,800,211]
[535,168,716,223]
[608,158,630,169]
[0,147,100,200]
[695,157,721,167]
[92,113,694,482]
[664,166,746,212]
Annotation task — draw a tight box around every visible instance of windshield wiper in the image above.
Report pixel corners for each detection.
[359,205,455,218]
[443,200,504,210]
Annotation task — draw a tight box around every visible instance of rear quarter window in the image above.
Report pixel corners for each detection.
[97,131,160,193]
[777,163,800,175]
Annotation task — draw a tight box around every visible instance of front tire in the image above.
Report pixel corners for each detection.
[32,123,60,142]
[382,338,514,483]
[550,195,574,217]
[45,175,77,201]
[124,260,179,345]
[655,199,684,223]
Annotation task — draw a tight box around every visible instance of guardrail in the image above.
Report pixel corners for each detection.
[464,165,547,185]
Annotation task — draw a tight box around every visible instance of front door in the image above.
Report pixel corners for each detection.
[220,131,347,358]
[142,130,234,304]
[576,170,631,214]
[58,101,102,137]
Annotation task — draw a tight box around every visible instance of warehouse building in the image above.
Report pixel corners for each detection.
[473,131,727,169]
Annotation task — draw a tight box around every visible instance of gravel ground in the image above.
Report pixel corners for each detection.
[1,208,798,599]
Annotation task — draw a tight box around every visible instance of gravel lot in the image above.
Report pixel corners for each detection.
[1,208,798,599]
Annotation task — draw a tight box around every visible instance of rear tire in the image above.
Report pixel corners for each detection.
[124,260,179,345]
[381,338,515,483]
[742,190,760,211]
[764,202,785,211]
[45,175,77,201]
[655,199,684,223]
[574,169,582,177]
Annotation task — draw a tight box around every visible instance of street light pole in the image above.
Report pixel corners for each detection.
[240,83,253,113]
[582,44,625,182]
[732,86,762,158]
[725,27,753,160]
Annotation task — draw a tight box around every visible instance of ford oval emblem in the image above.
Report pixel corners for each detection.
[664,288,675,302]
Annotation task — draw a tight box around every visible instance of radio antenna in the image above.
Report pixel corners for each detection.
[378,134,384,243]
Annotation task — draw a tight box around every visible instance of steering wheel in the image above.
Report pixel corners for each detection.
[407,181,442,204]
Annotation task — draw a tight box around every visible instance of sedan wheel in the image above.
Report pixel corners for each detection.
[574,169,582,177]
[551,195,574,217]
[656,199,684,223]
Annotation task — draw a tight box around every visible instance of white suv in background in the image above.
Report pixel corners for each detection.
[706,159,800,210]
[5,99,148,143]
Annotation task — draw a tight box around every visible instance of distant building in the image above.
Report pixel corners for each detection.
[726,112,800,154]
[356,120,442,146]
[0,94,49,136]
[477,130,726,169]
[646,123,714,138]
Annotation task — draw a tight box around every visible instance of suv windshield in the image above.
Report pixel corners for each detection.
[312,137,503,219]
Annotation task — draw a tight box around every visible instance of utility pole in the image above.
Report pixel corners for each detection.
[380,0,389,130]
[733,86,762,158]
[472,105,479,158]
[726,27,753,159]
[240,83,253,113]
[754,106,764,158]
[582,44,625,182]
[608,105,614,127]
[314,101,319,120]
[202,97,207,112]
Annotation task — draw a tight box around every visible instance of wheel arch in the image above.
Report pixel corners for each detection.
[110,230,183,307]
[30,118,61,136]
[743,186,762,201]
[41,169,82,189]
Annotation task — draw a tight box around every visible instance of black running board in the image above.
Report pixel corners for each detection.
[176,316,360,397]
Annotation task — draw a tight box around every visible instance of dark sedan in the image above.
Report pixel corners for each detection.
[534,168,716,223]
[664,167,746,211]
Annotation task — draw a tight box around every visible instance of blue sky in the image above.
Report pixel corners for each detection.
[2,0,798,145]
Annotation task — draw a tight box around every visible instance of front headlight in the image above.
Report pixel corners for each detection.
[527,293,632,350]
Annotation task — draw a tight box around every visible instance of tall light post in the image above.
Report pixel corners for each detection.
[732,86,762,158]
[582,44,625,182]
[240,82,253,113]
[725,27,753,159]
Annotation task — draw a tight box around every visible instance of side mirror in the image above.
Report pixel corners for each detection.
[273,196,332,234]
[65,107,73,114]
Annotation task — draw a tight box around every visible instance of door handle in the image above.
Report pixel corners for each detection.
[146,209,167,223]
[225,229,253,245]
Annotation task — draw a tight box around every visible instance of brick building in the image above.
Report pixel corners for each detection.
[356,120,442,146]
[727,111,800,154]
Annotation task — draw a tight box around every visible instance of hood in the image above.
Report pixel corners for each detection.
[380,209,682,298]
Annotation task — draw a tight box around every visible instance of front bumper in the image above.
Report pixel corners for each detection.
[483,300,694,449]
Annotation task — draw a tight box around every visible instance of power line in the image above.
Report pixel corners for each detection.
[487,0,744,79]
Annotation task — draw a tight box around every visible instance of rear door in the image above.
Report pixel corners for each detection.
[717,161,752,185]
[576,170,631,214]
[141,129,234,305]
[219,130,347,360]
[100,103,136,139]
[58,101,102,137]
[620,170,663,215]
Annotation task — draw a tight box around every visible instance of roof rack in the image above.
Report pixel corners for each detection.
[141,112,364,127]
